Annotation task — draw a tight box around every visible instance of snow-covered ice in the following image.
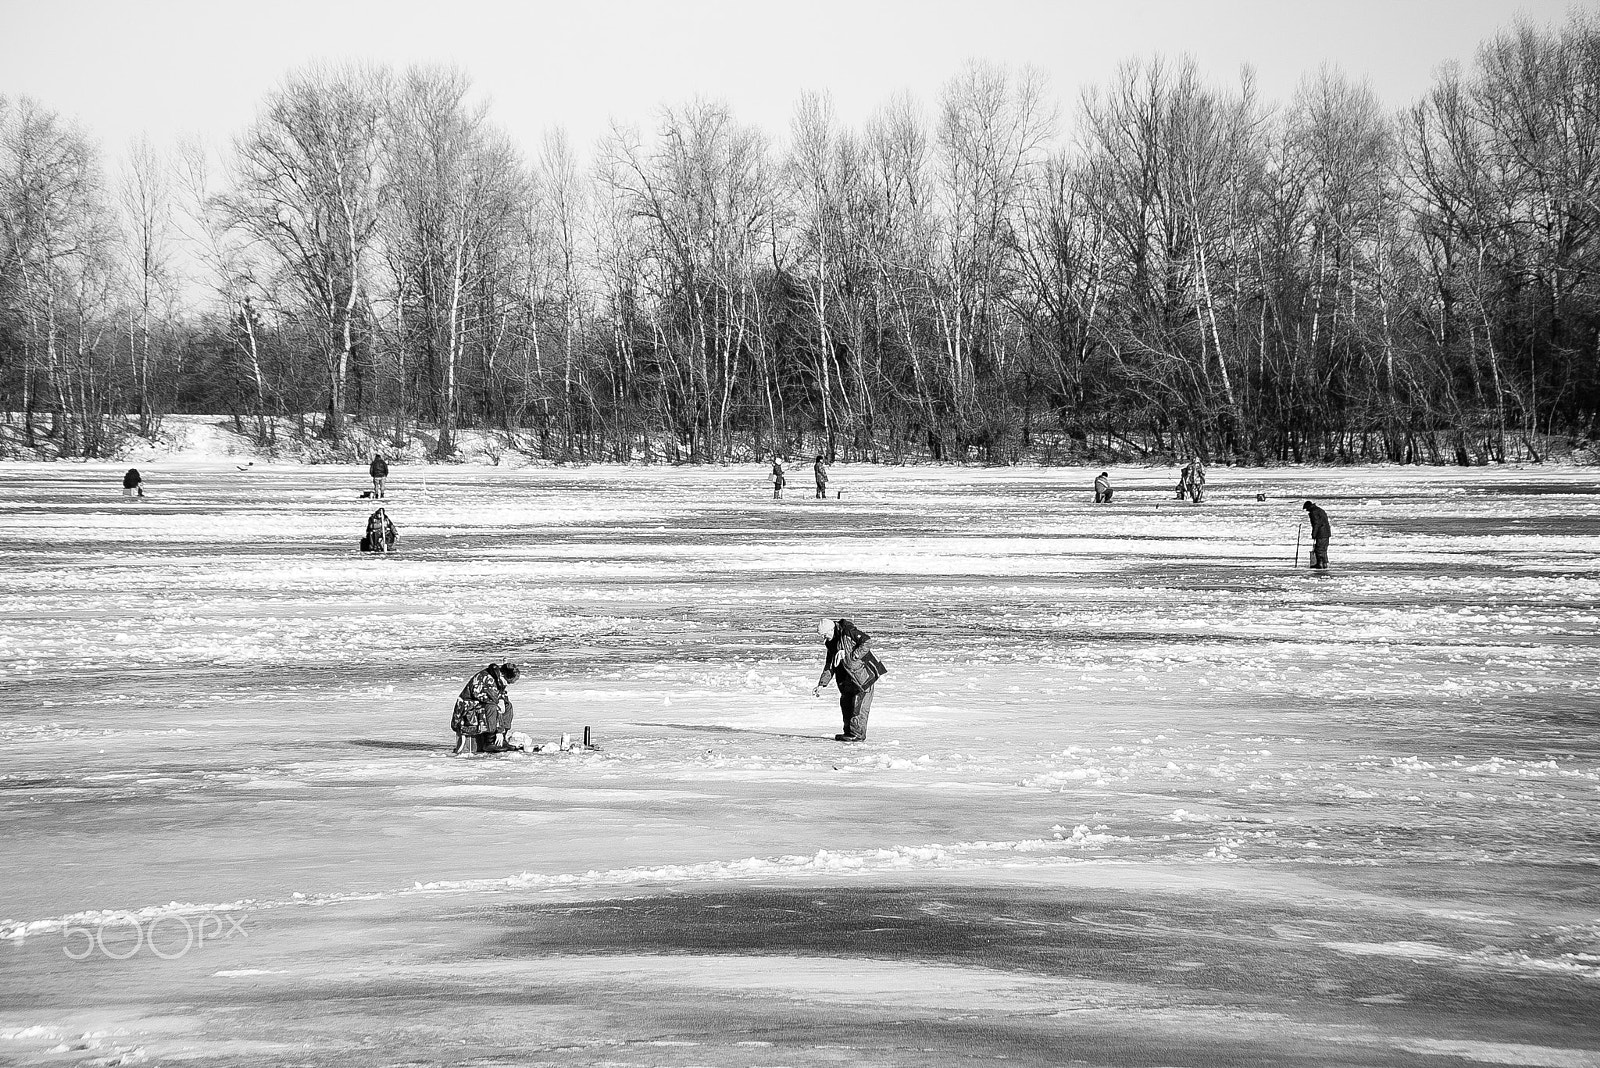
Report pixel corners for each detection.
[1,461,1597,1066]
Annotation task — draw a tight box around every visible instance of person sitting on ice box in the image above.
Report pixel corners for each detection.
[360,507,398,553]
[122,468,144,499]
[812,618,886,743]
[451,662,522,754]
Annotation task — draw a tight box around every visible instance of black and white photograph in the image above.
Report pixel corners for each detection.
[2,0,1598,1064]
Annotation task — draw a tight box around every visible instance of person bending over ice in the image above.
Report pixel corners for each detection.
[1094,471,1111,503]
[452,661,522,753]
[813,618,886,742]
[1303,500,1331,570]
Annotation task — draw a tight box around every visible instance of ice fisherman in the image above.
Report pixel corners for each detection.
[1176,458,1205,502]
[122,468,144,499]
[1093,471,1112,503]
[360,507,398,553]
[812,618,885,743]
[369,453,389,499]
[814,455,829,499]
[770,458,786,500]
[1303,500,1331,570]
[451,661,522,754]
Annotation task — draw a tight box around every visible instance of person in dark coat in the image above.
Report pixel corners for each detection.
[360,507,398,553]
[451,662,521,753]
[369,453,389,498]
[122,468,144,499]
[813,618,880,742]
[814,455,829,499]
[1303,500,1331,569]
[1093,471,1111,503]
[770,458,786,500]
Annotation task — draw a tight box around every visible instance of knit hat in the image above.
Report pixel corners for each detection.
[817,619,834,640]
[499,662,521,681]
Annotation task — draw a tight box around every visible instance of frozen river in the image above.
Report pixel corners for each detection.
[2,461,1598,1067]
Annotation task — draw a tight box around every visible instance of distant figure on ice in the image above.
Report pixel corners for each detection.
[122,468,144,499]
[1176,458,1205,502]
[451,661,522,754]
[814,455,829,499]
[770,458,786,500]
[1093,471,1112,503]
[360,507,397,553]
[369,453,389,499]
[1303,500,1331,570]
[813,618,886,743]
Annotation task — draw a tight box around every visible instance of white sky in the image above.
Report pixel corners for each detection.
[0,0,1581,163]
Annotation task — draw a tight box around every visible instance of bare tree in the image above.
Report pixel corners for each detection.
[0,97,113,453]
[934,62,1055,454]
[117,135,178,436]
[176,137,277,444]
[227,63,387,441]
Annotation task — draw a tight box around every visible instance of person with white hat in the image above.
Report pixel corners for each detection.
[812,618,883,742]
[770,457,787,500]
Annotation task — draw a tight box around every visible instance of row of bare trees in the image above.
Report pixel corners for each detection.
[3,13,1597,463]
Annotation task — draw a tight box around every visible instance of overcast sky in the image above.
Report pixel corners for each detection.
[0,0,1579,160]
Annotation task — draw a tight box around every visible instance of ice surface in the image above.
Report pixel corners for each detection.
[1,460,1598,1065]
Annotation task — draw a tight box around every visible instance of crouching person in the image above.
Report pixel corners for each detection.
[812,618,887,742]
[360,507,398,553]
[451,661,522,754]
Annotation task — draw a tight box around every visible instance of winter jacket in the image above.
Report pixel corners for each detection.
[814,460,828,485]
[364,509,397,551]
[818,619,874,694]
[452,664,514,736]
[1306,503,1331,542]
[123,469,142,489]
[370,456,389,479]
